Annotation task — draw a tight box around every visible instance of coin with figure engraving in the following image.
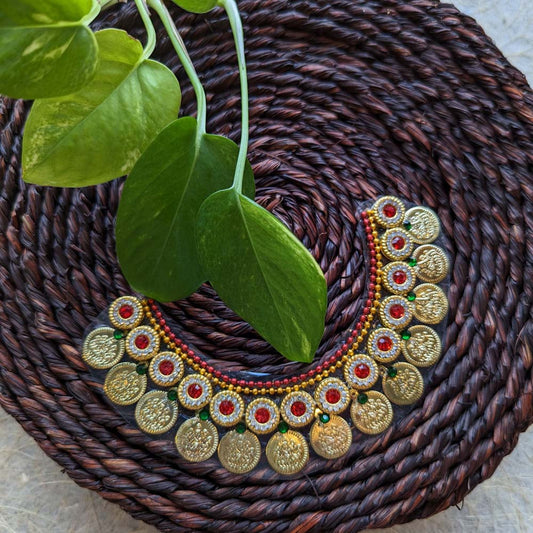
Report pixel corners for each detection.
[135,391,178,434]
[402,325,442,367]
[266,430,309,475]
[104,362,147,405]
[175,417,219,462]
[413,283,448,324]
[83,327,125,369]
[382,362,424,405]
[412,245,449,283]
[351,391,393,435]
[404,206,440,244]
[218,429,261,473]
[310,415,352,459]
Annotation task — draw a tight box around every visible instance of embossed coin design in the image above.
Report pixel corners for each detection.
[412,245,449,283]
[104,362,147,405]
[266,430,309,475]
[404,206,440,244]
[382,362,424,405]
[351,391,393,434]
[310,415,352,459]
[413,283,448,324]
[402,325,442,367]
[175,417,219,462]
[218,430,261,474]
[82,327,125,369]
[135,391,178,434]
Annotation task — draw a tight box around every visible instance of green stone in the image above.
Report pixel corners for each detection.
[167,389,178,401]
[407,292,416,301]
[235,422,246,434]
[113,329,125,340]
[319,413,330,424]
[357,393,368,405]
[387,366,398,378]
[278,421,289,433]
[135,364,147,375]
[407,257,417,267]
[199,409,209,421]
[401,330,411,341]
[403,221,412,231]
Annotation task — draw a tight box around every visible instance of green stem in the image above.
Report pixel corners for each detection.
[132,0,157,59]
[218,0,249,193]
[148,0,207,137]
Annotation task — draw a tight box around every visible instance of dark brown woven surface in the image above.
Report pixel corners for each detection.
[1,0,532,531]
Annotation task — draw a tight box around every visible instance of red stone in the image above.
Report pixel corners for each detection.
[254,407,271,424]
[390,304,405,319]
[291,401,307,417]
[219,400,235,416]
[392,270,407,284]
[326,388,341,404]
[354,363,370,379]
[382,203,397,218]
[158,360,175,376]
[119,304,134,319]
[377,336,393,352]
[391,236,406,250]
[134,334,150,350]
[187,383,203,399]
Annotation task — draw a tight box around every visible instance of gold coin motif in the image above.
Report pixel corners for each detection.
[412,245,449,283]
[309,415,352,459]
[218,430,261,474]
[382,362,424,405]
[413,283,448,324]
[351,391,393,435]
[265,430,309,475]
[175,417,219,462]
[404,206,440,244]
[135,391,178,434]
[104,362,147,406]
[82,327,125,369]
[402,325,442,367]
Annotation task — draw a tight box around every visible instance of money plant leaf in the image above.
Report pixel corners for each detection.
[22,28,181,187]
[0,0,100,98]
[115,116,255,301]
[197,188,327,363]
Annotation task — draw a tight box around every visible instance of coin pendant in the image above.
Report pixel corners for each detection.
[104,362,147,405]
[401,325,442,367]
[404,206,440,244]
[382,362,424,405]
[135,391,178,434]
[175,417,218,462]
[351,391,393,435]
[265,430,309,475]
[412,245,449,283]
[83,327,125,369]
[310,415,352,459]
[413,283,448,324]
[218,430,261,473]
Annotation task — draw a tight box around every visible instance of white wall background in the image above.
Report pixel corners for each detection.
[1,1,532,532]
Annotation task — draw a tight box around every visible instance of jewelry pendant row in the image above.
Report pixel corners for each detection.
[83,196,449,475]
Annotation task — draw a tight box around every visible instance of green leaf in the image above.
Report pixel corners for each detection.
[22,28,181,187]
[115,117,255,301]
[197,189,327,363]
[0,0,100,99]
[171,0,218,14]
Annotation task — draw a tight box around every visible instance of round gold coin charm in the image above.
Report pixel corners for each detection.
[401,325,442,367]
[404,206,440,244]
[175,417,219,462]
[351,391,393,434]
[218,429,261,474]
[82,327,125,369]
[134,391,178,434]
[310,415,352,459]
[412,283,448,324]
[265,430,309,475]
[104,362,147,406]
[412,245,449,283]
[382,362,424,405]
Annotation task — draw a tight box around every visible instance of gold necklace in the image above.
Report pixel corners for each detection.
[82,196,448,474]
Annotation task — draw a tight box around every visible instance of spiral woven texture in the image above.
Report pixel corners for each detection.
[1,0,532,531]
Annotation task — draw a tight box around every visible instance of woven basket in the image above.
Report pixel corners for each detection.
[1,0,532,531]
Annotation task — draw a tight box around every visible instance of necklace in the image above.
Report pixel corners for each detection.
[82,196,449,474]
